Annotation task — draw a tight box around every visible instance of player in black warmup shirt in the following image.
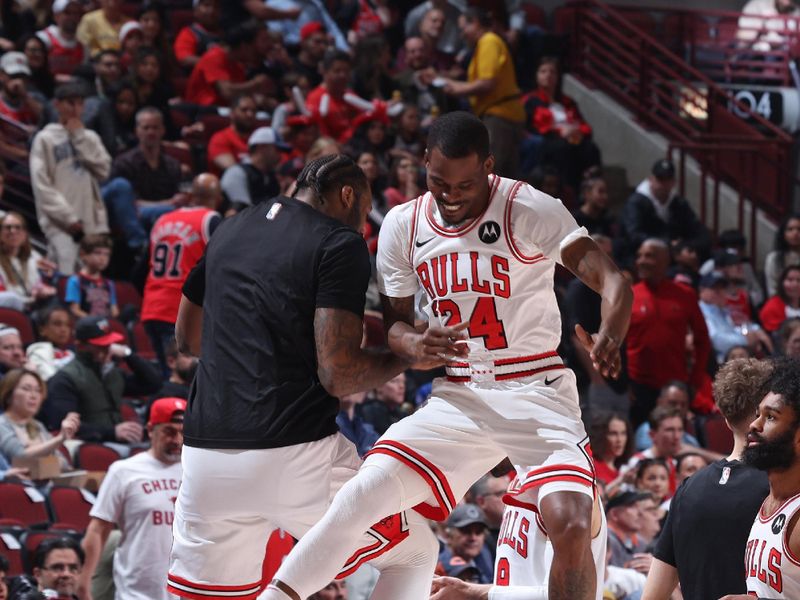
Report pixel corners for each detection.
[167,155,455,599]
[642,358,772,600]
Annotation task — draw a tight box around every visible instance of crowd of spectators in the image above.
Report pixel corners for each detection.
[0,1,798,599]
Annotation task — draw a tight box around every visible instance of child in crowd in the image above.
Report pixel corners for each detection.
[65,235,118,319]
[26,305,75,381]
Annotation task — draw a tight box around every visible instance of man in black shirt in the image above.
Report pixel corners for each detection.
[168,155,458,599]
[642,358,772,600]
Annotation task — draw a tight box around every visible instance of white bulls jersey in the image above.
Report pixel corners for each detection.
[494,477,606,599]
[378,175,587,379]
[745,492,800,599]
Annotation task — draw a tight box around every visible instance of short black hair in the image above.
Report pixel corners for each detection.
[322,48,351,71]
[224,19,261,48]
[33,537,84,570]
[293,154,367,204]
[426,111,490,161]
[462,7,492,28]
[230,93,255,109]
[54,80,89,100]
[765,357,800,421]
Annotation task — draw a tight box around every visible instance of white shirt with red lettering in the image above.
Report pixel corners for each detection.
[90,452,181,600]
[377,175,587,363]
[745,491,800,599]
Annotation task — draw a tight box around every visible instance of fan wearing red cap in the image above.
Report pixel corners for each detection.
[293,21,329,89]
[40,315,162,444]
[78,396,186,600]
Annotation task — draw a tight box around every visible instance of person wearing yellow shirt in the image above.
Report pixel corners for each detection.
[76,0,131,58]
[440,8,525,178]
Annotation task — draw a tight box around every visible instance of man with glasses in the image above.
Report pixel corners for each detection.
[32,537,85,599]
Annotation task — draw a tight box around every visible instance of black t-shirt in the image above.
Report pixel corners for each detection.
[181,196,372,449]
[654,459,769,599]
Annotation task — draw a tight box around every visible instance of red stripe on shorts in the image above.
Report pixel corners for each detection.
[365,440,456,521]
[167,573,262,599]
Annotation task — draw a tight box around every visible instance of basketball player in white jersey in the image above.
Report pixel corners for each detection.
[261,111,632,600]
[721,357,800,600]
[430,470,608,600]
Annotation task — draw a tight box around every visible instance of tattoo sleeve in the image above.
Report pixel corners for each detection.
[314,307,409,398]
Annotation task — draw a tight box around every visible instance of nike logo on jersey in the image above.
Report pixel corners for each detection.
[415,237,435,247]
[544,375,563,386]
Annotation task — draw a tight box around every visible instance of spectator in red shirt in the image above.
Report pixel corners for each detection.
[36,0,85,79]
[306,49,362,143]
[173,0,220,72]
[759,265,800,333]
[589,411,634,487]
[207,94,257,175]
[626,239,711,426]
[185,19,269,107]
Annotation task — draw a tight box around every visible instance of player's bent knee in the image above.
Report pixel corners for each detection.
[539,491,593,545]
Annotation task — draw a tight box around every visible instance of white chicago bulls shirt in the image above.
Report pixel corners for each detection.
[378,175,588,365]
[745,492,800,599]
[90,452,181,600]
[490,474,606,599]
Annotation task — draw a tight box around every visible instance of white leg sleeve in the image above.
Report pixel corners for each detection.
[260,460,431,600]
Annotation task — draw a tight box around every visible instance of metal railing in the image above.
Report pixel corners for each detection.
[605,4,800,86]
[558,0,800,253]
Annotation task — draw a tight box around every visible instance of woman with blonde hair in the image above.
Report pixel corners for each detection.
[0,368,79,467]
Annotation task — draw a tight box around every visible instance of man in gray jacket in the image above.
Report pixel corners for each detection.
[30,81,110,274]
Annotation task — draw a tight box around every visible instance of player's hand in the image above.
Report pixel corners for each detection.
[413,321,469,369]
[430,576,486,600]
[574,324,622,379]
[625,552,653,574]
[115,421,144,443]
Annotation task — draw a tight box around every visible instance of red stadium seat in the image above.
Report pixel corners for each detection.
[702,416,734,454]
[132,320,157,360]
[0,528,24,576]
[114,279,143,310]
[169,9,194,33]
[200,113,230,141]
[21,529,68,571]
[0,308,35,346]
[522,3,546,27]
[120,401,141,423]
[47,487,95,533]
[76,444,121,472]
[0,482,50,528]
[163,143,194,171]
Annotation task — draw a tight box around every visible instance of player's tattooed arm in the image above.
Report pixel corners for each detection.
[176,295,203,357]
[381,294,468,370]
[561,236,632,379]
[314,307,410,397]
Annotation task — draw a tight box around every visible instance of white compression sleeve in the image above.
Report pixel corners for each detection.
[262,460,431,600]
[488,585,549,600]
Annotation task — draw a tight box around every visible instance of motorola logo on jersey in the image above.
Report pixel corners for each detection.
[773,514,787,535]
[479,221,501,244]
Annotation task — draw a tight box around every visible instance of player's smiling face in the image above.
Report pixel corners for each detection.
[426,147,494,225]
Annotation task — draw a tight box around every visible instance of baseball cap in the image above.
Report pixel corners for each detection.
[75,316,125,346]
[447,503,488,529]
[699,271,729,289]
[442,555,481,579]
[605,490,652,512]
[0,52,31,77]
[248,127,291,151]
[714,249,742,268]
[52,0,81,14]
[718,229,747,249]
[54,80,89,100]
[119,21,144,44]
[148,397,187,426]
[0,324,20,339]
[651,158,676,180]
[300,21,325,41]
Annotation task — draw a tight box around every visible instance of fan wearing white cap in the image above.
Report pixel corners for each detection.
[0,324,25,376]
[36,0,85,77]
[219,126,288,213]
[0,51,42,129]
